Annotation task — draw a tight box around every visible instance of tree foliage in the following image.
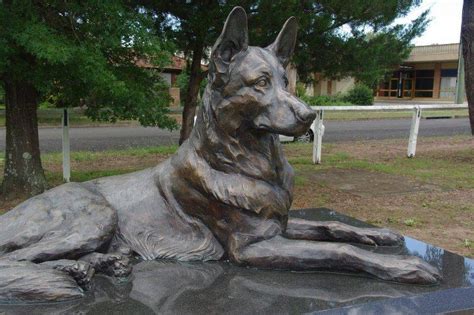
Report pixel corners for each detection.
[147,0,428,143]
[144,0,248,143]
[247,1,428,86]
[0,0,175,197]
[0,0,176,127]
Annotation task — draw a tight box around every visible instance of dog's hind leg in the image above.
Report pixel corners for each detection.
[0,184,124,301]
[284,218,404,246]
[231,235,441,285]
[2,204,116,264]
[41,259,95,287]
[0,183,118,263]
[0,260,85,302]
[78,235,133,278]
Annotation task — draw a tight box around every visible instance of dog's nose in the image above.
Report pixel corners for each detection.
[296,105,316,123]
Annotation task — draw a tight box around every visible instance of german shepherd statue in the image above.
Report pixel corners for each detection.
[0,7,440,302]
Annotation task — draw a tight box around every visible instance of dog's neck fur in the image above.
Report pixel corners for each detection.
[166,84,293,218]
[191,85,291,188]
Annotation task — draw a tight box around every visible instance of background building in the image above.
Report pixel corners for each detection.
[305,43,465,103]
[376,43,462,101]
[136,56,187,107]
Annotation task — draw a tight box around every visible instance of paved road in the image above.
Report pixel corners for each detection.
[322,117,471,142]
[0,118,470,153]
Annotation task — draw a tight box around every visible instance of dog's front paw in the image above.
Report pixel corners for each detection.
[105,254,132,278]
[363,228,404,246]
[80,252,132,278]
[66,261,96,286]
[96,254,132,278]
[389,256,441,284]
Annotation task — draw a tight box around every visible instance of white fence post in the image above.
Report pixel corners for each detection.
[306,104,467,162]
[62,108,71,182]
[407,106,422,158]
[312,109,324,164]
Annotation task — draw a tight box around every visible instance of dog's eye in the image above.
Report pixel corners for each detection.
[255,78,268,87]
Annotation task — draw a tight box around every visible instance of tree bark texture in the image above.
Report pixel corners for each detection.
[179,44,204,145]
[462,0,474,134]
[1,80,48,198]
[286,64,297,95]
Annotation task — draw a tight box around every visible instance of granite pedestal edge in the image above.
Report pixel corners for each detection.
[0,208,472,314]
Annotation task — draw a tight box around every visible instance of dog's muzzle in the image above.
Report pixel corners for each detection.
[295,105,316,124]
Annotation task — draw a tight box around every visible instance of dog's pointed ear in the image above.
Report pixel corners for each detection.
[267,17,298,67]
[210,7,248,76]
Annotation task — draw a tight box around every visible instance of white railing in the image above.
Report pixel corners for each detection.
[310,104,469,164]
[62,108,70,182]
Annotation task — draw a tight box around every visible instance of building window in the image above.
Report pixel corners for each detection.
[440,68,458,99]
[415,70,434,77]
[441,69,457,77]
[378,78,399,97]
[414,69,434,98]
[415,78,434,90]
[414,91,433,97]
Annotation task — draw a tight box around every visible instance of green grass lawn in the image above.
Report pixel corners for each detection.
[0,108,97,127]
[0,108,138,127]
[286,140,474,190]
[323,109,468,120]
[38,145,179,185]
[0,108,468,127]
[0,135,472,257]
[0,135,470,190]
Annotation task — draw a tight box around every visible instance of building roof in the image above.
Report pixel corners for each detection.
[405,43,459,63]
[136,56,186,71]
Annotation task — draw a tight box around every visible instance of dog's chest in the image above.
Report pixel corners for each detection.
[224,138,287,183]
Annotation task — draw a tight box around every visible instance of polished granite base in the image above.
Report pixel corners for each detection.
[1,208,473,314]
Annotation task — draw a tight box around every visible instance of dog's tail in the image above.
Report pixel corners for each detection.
[0,260,83,303]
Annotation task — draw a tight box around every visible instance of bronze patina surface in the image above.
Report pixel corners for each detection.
[0,7,440,302]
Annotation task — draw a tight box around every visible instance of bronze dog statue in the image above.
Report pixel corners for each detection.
[0,7,440,302]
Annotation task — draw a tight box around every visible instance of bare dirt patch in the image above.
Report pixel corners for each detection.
[44,154,170,174]
[293,187,474,258]
[288,135,474,257]
[309,168,442,197]
[1,135,472,258]
[329,136,474,162]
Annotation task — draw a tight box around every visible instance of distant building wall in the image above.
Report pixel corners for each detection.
[334,77,355,94]
[308,75,354,96]
[303,43,464,102]
[137,55,208,108]
[160,73,172,86]
[376,43,464,102]
[169,87,180,107]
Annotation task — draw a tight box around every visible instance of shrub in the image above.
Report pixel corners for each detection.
[295,82,307,97]
[300,94,351,106]
[345,84,374,105]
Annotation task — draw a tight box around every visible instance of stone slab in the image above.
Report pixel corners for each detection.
[0,208,472,314]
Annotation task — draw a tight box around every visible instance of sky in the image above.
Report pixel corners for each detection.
[396,0,463,46]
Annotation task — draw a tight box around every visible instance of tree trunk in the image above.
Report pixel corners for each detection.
[462,0,474,134]
[1,80,47,198]
[286,64,297,95]
[179,43,204,145]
